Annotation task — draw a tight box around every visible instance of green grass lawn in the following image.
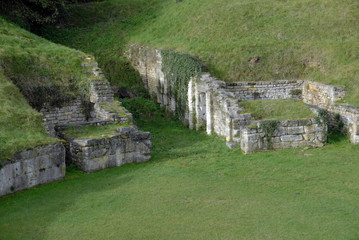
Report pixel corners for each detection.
[1,99,358,240]
[241,99,315,120]
[43,0,359,106]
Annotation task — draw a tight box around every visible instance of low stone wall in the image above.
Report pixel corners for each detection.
[226,80,303,100]
[41,99,89,136]
[67,126,151,173]
[303,81,359,143]
[0,142,65,196]
[240,119,326,154]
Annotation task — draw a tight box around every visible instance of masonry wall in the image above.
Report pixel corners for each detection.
[302,81,359,143]
[126,45,177,113]
[41,58,132,137]
[41,99,90,136]
[240,119,326,154]
[0,142,66,196]
[226,80,303,100]
[68,126,151,173]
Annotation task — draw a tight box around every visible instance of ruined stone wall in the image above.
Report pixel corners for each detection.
[227,80,303,100]
[127,44,357,152]
[0,142,65,196]
[68,126,151,173]
[240,119,326,154]
[126,45,177,113]
[40,99,89,136]
[41,57,131,136]
[302,81,359,143]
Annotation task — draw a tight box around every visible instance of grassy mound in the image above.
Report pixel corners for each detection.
[43,0,359,106]
[0,18,92,157]
[242,99,315,120]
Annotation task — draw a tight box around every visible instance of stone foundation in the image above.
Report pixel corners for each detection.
[240,119,326,154]
[127,44,359,153]
[0,142,65,196]
[67,126,151,173]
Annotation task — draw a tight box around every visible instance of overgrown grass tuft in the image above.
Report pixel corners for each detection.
[241,99,315,120]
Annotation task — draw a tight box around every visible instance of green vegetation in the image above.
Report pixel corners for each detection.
[0,18,92,157]
[241,99,315,120]
[43,0,359,106]
[1,1,358,238]
[260,120,280,149]
[99,100,128,117]
[0,0,65,28]
[1,98,359,239]
[161,50,203,118]
[0,18,90,110]
[64,122,132,139]
[0,70,57,159]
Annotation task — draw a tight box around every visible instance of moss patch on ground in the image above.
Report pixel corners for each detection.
[64,123,132,139]
[99,101,128,117]
[241,99,315,121]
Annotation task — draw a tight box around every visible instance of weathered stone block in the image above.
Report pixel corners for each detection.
[287,126,305,135]
[0,142,66,196]
[68,127,151,173]
[281,135,303,142]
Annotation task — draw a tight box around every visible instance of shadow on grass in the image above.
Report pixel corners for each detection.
[327,132,349,144]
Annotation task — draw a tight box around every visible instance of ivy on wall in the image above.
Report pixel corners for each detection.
[161,50,203,119]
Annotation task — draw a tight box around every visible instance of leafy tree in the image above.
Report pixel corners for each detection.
[0,0,65,27]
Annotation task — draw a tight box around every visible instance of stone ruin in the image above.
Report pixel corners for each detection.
[126,44,359,154]
[0,57,151,196]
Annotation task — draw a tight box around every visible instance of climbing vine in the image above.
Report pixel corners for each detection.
[315,109,330,142]
[161,50,203,119]
[261,120,279,149]
[316,109,329,127]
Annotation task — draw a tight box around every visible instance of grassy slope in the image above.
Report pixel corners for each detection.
[0,70,56,158]
[44,0,359,106]
[0,19,90,157]
[0,99,358,239]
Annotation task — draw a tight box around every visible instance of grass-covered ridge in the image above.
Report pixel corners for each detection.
[0,18,90,110]
[1,98,358,239]
[0,18,92,157]
[43,0,359,106]
[0,70,56,159]
[242,99,315,121]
